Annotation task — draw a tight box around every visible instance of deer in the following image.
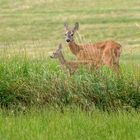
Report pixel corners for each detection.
[64,22,122,72]
[50,44,95,75]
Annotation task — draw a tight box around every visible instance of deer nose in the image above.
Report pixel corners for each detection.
[66,39,70,42]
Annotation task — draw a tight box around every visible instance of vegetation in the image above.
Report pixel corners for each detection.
[0,108,140,140]
[0,56,139,111]
[0,0,139,111]
[0,0,140,139]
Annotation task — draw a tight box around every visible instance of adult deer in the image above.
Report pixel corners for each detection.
[64,22,122,72]
[50,44,95,75]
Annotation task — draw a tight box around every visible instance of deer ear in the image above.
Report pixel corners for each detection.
[64,23,69,31]
[73,22,79,31]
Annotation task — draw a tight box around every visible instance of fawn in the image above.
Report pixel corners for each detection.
[50,44,95,75]
[64,22,122,72]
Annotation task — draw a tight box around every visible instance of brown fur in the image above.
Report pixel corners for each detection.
[63,61,95,75]
[50,44,95,75]
[64,23,122,72]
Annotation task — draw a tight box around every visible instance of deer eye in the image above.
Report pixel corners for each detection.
[71,34,73,36]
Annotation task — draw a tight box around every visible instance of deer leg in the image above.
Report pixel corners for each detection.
[69,69,75,75]
[68,66,77,76]
[112,63,120,74]
[102,48,118,72]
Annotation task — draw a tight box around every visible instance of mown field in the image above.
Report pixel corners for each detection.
[0,0,140,139]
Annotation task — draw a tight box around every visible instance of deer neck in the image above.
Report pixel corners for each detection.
[58,52,66,66]
[68,41,80,55]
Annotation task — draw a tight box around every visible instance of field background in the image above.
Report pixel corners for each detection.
[0,0,140,140]
[0,0,140,61]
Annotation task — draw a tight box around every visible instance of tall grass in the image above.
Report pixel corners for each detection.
[0,50,139,111]
[0,0,139,111]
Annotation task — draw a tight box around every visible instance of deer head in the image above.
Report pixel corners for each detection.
[64,22,79,43]
[50,44,62,59]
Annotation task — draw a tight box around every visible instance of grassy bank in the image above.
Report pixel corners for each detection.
[0,54,139,111]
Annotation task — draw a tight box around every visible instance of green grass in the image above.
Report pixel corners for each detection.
[0,55,139,111]
[0,0,139,110]
[0,108,140,140]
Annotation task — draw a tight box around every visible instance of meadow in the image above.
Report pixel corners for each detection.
[0,0,140,139]
[0,108,140,140]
